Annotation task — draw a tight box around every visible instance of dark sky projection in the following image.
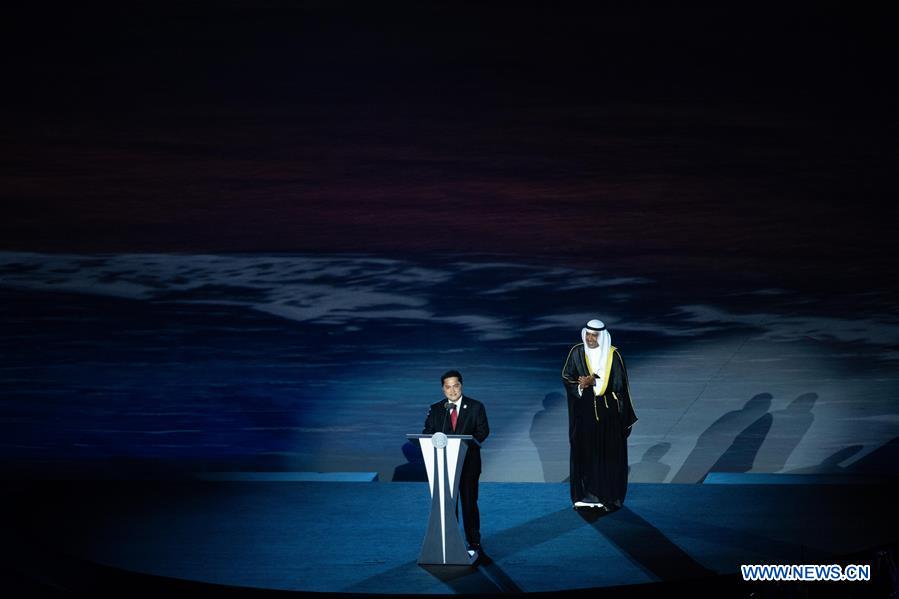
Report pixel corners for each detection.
[2,2,897,284]
[2,2,898,481]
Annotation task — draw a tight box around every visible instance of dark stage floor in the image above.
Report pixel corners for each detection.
[4,478,898,597]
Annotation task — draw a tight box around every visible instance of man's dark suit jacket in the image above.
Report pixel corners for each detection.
[422,396,489,473]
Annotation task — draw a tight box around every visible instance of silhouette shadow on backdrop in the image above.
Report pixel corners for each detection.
[847,436,899,476]
[786,437,899,476]
[672,393,772,483]
[787,445,864,474]
[392,441,427,482]
[629,443,672,483]
[529,392,568,482]
[751,392,817,473]
[706,411,773,476]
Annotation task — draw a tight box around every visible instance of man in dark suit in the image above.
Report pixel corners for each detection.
[422,369,490,552]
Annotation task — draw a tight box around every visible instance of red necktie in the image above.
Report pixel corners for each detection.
[451,407,458,431]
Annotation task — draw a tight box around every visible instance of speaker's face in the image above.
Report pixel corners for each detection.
[585,331,599,348]
[442,377,462,402]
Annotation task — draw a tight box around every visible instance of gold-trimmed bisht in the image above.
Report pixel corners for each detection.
[585,346,618,421]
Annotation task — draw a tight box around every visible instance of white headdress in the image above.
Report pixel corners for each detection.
[581,319,612,395]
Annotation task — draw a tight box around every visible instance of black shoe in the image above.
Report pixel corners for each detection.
[468,543,481,553]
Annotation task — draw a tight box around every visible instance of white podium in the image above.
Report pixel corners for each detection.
[407,433,480,565]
